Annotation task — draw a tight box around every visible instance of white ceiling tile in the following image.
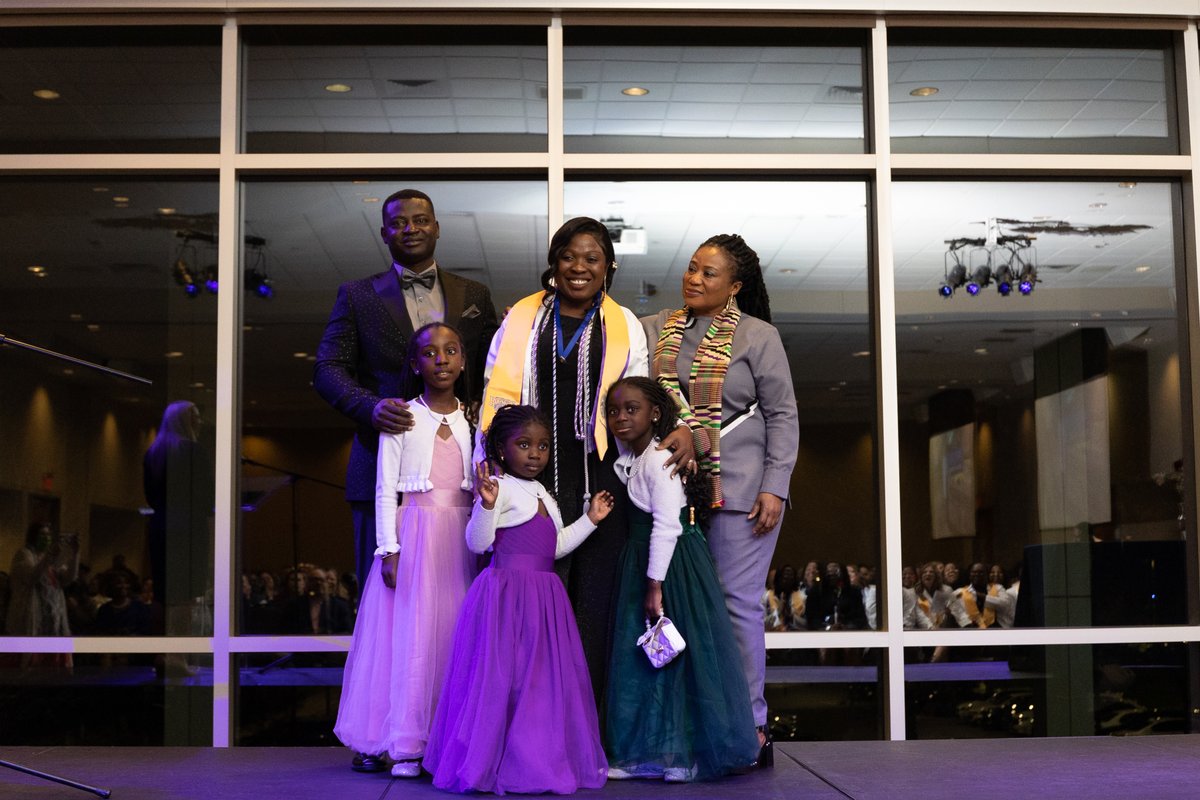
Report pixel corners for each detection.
[449,78,524,99]
[803,105,864,123]
[1026,79,1111,101]
[593,119,664,136]
[660,119,732,137]
[741,84,822,104]
[889,99,950,120]
[310,98,384,117]
[989,119,1067,137]
[596,100,669,121]
[380,98,454,117]
[601,61,680,82]
[670,83,745,103]
[726,121,799,138]
[735,104,808,122]
[1076,100,1157,120]
[676,62,757,83]
[1008,100,1087,120]
[455,116,529,133]
[951,80,1040,101]
[388,116,456,134]
[246,116,325,133]
[924,119,1000,136]
[667,102,739,121]
[1048,55,1138,80]
[1057,118,1130,137]
[1097,80,1166,102]
[447,56,524,80]
[453,98,526,117]
[322,116,391,133]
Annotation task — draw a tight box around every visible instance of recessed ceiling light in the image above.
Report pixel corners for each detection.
[114,203,129,209]
[306,355,316,362]
[1070,322,1080,327]
[86,323,101,332]
[1090,312,1102,318]
[92,187,109,193]
[27,265,45,274]
[1135,265,1151,273]
[63,368,74,375]
[974,347,988,355]
[158,208,176,215]
[778,268,797,274]
[69,313,83,321]
[293,352,308,358]
[325,83,353,93]
[164,351,184,358]
[362,197,380,203]
[621,87,649,96]
[33,89,60,100]
[352,180,370,185]
[190,382,205,389]
[1118,181,1137,189]
[910,86,939,97]
[112,196,130,203]
[829,386,841,391]
[852,350,870,358]
[1089,202,1107,209]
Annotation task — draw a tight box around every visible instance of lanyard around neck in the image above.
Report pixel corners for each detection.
[553,294,600,361]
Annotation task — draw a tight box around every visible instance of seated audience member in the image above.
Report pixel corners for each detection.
[856,564,878,630]
[284,565,353,634]
[95,574,154,636]
[950,562,1015,629]
[763,564,805,631]
[901,565,918,590]
[801,560,821,597]
[808,562,868,631]
[942,561,964,590]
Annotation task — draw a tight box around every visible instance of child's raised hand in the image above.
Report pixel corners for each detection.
[474,460,499,509]
[586,490,615,524]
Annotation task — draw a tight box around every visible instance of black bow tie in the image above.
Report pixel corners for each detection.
[400,269,436,290]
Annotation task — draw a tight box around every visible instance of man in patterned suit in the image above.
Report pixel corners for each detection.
[314,188,498,593]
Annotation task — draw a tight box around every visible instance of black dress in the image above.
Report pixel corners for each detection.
[533,313,630,719]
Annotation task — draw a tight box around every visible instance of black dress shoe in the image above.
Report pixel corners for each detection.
[755,725,774,769]
[351,752,386,773]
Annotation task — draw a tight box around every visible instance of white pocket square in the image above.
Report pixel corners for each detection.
[462,304,481,319]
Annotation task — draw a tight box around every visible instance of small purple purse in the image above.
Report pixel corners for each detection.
[637,616,687,668]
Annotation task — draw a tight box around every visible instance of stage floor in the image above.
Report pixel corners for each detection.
[3,737,1199,799]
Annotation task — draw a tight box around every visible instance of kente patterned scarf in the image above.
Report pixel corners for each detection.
[653,304,741,508]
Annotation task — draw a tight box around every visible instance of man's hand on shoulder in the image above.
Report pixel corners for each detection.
[372,398,414,434]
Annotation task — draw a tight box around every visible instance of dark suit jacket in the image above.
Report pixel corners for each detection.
[313,267,498,501]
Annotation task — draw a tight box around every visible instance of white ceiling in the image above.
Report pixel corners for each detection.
[0,36,1173,148]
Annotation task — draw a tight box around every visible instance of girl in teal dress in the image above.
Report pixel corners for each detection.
[603,376,759,782]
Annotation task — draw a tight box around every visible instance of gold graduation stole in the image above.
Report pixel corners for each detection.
[479,291,630,459]
[959,586,998,628]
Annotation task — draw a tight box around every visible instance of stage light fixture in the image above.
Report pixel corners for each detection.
[938,261,967,298]
[965,264,992,296]
[203,267,219,294]
[245,268,274,299]
[172,257,199,299]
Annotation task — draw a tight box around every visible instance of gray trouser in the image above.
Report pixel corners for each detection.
[706,508,782,728]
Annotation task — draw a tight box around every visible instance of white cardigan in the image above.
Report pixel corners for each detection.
[464,475,596,558]
[614,441,687,582]
[374,401,473,555]
[473,300,649,463]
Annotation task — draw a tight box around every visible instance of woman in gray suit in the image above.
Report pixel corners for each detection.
[642,233,798,767]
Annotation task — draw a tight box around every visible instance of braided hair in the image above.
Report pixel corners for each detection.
[399,322,472,405]
[483,404,552,476]
[701,233,772,323]
[540,217,618,296]
[606,376,712,522]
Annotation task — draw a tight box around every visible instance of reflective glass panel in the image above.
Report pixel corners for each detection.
[242,27,548,154]
[564,28,865,154]
[905,643,1196,738]
[0,27,220,154]
[766,649,885,740]
[893,180,1194,629]
[0,178,218,637]
[237,179,548,633]
[564,180,877,622]
[889,31,1176,154]
[0,652,213,744]
[235,651,345,745]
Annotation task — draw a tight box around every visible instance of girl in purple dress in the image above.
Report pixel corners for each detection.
[335,323,477,778]
[423,405,613,794]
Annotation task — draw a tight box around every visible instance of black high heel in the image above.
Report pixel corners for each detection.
[755,724,774,768]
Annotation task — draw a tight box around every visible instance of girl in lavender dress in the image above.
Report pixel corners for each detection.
[334,323,477,778]
[423,405,613,794]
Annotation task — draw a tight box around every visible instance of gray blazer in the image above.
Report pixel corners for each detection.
[642,310,799,513]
